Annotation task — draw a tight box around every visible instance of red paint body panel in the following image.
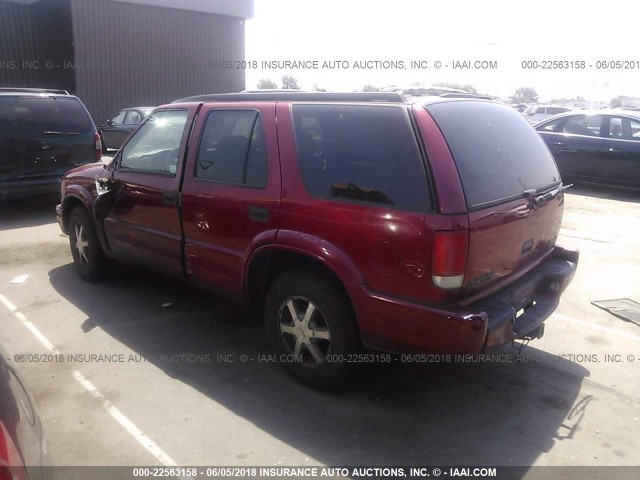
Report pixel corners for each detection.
[56,97,578,356]
[181,103,281,297]
[275,103,468,305]
[412,107,467,214]
[102,105,200,276]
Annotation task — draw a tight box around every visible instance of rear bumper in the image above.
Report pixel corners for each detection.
[0,177,61,199]
[350,246,579,354]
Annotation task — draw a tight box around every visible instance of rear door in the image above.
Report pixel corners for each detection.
[180,104,280,297]
[0,95,95,181]
[103,107,196,276]
[426,101,564,301]
[600,115,640,188]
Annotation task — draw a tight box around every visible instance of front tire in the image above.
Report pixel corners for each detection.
[68,206,108,281]
[265,271,359,389]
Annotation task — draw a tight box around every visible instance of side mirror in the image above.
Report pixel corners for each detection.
[106,119,112,125]
[94,177,115,220]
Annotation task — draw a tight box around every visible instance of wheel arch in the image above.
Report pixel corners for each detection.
[245,246,360,327]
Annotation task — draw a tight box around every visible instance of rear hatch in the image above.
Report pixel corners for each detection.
[426,100,564,303]
[0,95,96,181]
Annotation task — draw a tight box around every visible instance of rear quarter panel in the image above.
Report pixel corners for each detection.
[275,103,467,305]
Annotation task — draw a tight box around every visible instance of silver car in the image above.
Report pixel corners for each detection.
[523,105,572,124]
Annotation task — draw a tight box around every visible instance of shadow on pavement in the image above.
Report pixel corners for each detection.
[49,263,591,466]
[565,183,640,204]
[0,195,59,231]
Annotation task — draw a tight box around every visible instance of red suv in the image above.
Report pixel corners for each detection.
[56,92,578,388]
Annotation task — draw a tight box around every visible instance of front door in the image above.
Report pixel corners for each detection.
[103,107,196,276]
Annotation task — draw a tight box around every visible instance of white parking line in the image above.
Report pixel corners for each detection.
[73,370,177,466]
[0,293,178,466]
[554,313,640,342]
[0,295,59,353]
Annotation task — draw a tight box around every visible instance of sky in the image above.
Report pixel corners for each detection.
[245,0,640,102]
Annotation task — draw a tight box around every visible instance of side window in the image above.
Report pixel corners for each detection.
[562,115,601,137]
[629,119,640,140]
[195,110,267,188]
[292,104,431,212]
[120,110,188,175]
[124,111,142,125]
[608,117,624,138]
[111,112,125,125]
[540,117,564,132]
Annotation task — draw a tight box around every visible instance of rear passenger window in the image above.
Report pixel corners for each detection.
[196,110,267,188]
[292,105,431,212]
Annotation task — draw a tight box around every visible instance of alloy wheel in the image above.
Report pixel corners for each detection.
[278,296,331,366]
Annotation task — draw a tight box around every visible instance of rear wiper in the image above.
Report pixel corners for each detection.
[526,184,573,206]
[43,130,80,136]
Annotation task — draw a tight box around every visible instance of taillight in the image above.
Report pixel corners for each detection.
[95,132,102,160]
[432,230,468,289]
[0,421,27,480]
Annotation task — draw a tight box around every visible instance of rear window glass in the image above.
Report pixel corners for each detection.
[427,101,561,210]
[0,96,94,137]
[292,104,431,212]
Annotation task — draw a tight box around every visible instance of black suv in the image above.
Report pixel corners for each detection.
[0,88,101,199]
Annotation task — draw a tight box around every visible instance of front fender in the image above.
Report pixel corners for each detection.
[62,184,111,254]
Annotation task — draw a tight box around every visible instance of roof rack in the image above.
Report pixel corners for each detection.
[438,92,493,100]
[0,87,70,95]
[173,91,405,103]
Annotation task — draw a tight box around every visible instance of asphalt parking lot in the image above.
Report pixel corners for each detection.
[1,180,639,469]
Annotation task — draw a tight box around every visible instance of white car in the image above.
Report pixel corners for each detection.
[523,105,572,124]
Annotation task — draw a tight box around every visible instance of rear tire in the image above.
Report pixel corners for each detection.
[265,270,359,389]
[68,206,108,281]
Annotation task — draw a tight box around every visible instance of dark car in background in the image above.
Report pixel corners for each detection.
[1,343,48,480]
[536,110,640,189]
[99,107,154,151]
[0,88,102,199]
